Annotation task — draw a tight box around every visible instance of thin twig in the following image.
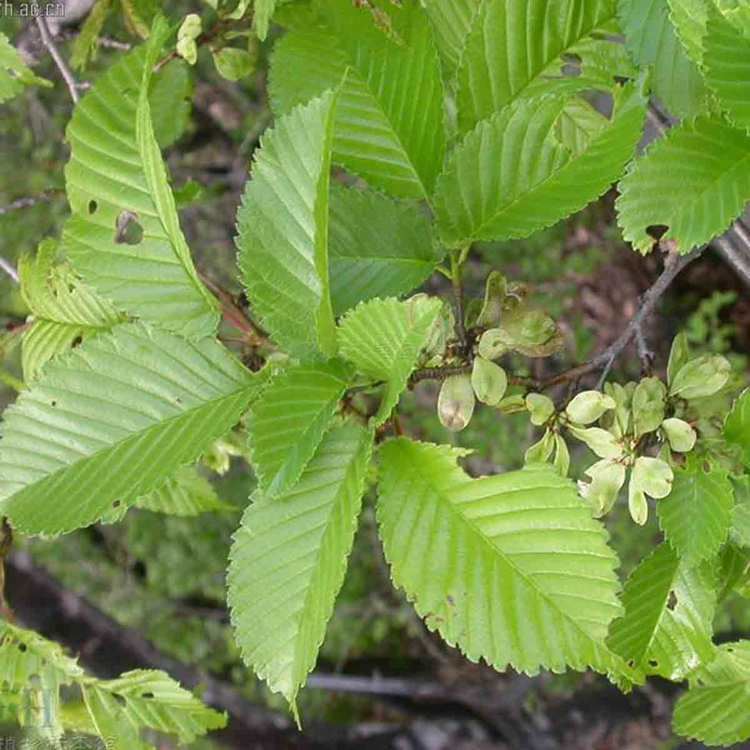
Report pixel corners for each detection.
[410,364,472,385]
[199,271,268,346]
[0,257,19,285]
[0,191,59,216]
[0,520,14,623]
[450,250,468,349]
[634,315,654,376]
[35,15,80,104]
[97,36,132,51]
[543,246,704,390]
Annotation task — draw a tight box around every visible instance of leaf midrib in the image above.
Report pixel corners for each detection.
[289,431,368,700]
[321,21,432,200]
[409,459,620,659]
[2,382,254,530]
[461,6,617,128]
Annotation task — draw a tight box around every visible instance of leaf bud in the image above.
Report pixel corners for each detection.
[632,377,667,437]
[628,484,649,526]
[477,328,509,360]
[496,394,527,414]
[500,309,562,357]
[525,393,555,426]
[661,417,697,452]
[553,433,570,476]
[669,355,731,400]
[565,390,616,425]
[525,429,554,464]
[580,459,626,517]
[437,375,476,432]
[476,271,507,327]
[667,332,690,387]
[471,357,508,406]
[567,425,624,459]
[631,456,673,499]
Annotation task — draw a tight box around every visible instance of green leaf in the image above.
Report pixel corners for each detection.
[81,669,225,746]
[0,32,51,103]
[0,622,83,688]
[607,544,717,681]
[268,0,445,199]
[616,115,750,253]
[657,460,734,566]
[135,466,234,516]
[726,389,750,468]
[212,47,255,81]
[435,86,646,245]
[704,1,750,130]
[71,0,114,71]
[236,90,338,358]
[668,0,708,64]
[19,241,123,381]
[248,360,350,497]
[555,97,610,154]
[0,322,266,535]
[121,0,157,38]
[423,0,481,81]
[673,641,750,746]
[63,39,219,339]
[136,18,217,327]
[228,422,373,715]
[377,439,630,680]
[456,0,622,133]
[338,297,442,426]
[328,186,442,316]
[254,0,278,40]
[0,621,83,741]
[619,0,707,117]
[148,59,193,149]
[731,476,750,547]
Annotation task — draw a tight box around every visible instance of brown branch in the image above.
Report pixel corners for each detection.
[541,246,704,390]
[0,257,19,285]
[0,520,15,623]
[410,364,471,385]
[199,272,268,346]
[35,15,80,104]
[0,190,59,216]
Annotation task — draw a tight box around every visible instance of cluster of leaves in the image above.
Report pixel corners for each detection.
[0,620,225,747]
[0,0,749,747]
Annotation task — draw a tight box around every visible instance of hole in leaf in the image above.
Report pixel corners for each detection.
[141,692,154,699]
[114,211,144,245]
[667,590,678,611]
[627,659,635,669]
[112,500,121,509]
[560,52,583,78]
[88,200,98,215]
[648,659,659,668]
[18,643,27,653]
[50,401,57,407]
[113,693,127,707]
[72,336,83,348]
[646,225,669,241]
